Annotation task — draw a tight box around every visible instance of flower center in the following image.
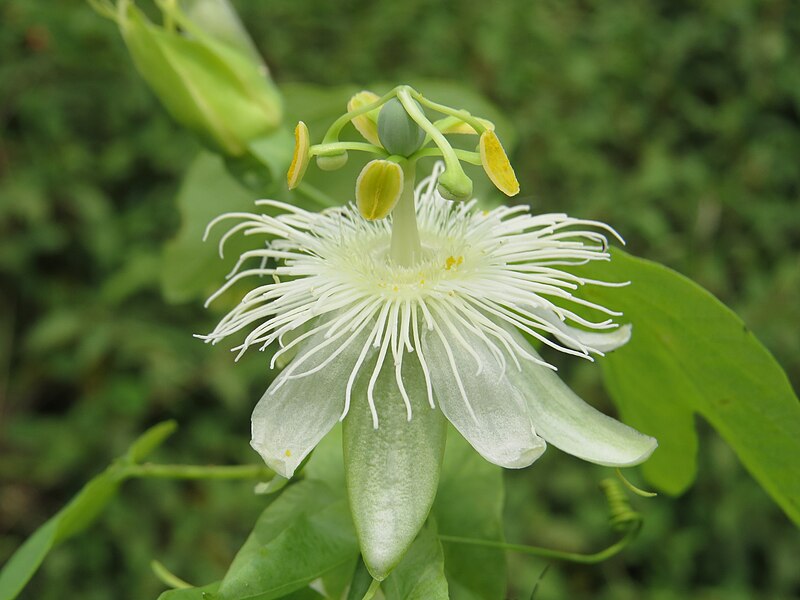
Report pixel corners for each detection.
[328,219,473,301]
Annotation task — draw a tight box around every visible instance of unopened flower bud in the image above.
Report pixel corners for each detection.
[98,0,283,157]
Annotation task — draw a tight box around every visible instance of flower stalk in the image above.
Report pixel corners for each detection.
[390,160,421,267]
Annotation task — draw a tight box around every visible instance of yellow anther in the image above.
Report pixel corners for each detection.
[445,255,463,270]
[348,90,382,146]
[479,130,519,197]
[287,121,310,190]
[356,159,404,221]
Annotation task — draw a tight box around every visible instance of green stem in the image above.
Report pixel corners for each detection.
[122,463,273,481]
[396,87,464,179]
[411,90,490,134]
[322,86,401,144]
[390,160,421,266]
[438,521,642,565]
[361,579,381,600]
[411,147,482,165]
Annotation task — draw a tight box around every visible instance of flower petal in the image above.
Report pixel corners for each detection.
[535,309,632,353]
[343,353,446,580]
[507,330,657,467]
[421,316,546,468]
[251,323,372,478]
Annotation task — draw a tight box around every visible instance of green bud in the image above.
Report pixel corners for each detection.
[180,0,263,65]
[97,0,283,157]
[377,98,426,157]
[436,168,473,202]
[316,150,349,171]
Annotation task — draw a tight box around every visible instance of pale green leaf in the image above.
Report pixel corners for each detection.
[579,248,800,523]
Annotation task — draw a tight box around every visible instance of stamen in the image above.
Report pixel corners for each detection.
[201,162,629,431]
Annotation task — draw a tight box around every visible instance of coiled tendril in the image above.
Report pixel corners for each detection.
[438,472,653,565]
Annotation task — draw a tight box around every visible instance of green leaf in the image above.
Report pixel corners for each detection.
[160,151,260,303]
[217,480,359,600]
[157,581,221,600]
[51,470,123,543]
[0,520,60,600]
[0,421,177,600]
[318,556,358,600]
[127,420,178,463]
[343,357,447,580]
[433,428,507,600]
[304,424,345,491]
[579,248,800,523]
[382,520,449,600]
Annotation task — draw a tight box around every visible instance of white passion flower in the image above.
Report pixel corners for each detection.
[201,162,657,478]
[203,88,658,579]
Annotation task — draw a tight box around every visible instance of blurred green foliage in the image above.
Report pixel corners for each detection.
[1,0,798,598]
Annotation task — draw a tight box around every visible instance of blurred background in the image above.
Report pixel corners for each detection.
[1,0,798,598]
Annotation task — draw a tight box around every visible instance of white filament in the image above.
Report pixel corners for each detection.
[199,163,626,428]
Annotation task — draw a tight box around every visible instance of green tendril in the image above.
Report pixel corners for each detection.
[439,478,645,565]
[600,477,643,532]
[615,468,658,498]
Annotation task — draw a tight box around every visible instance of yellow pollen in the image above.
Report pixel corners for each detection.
[445,255,464,270]
[284,449,292,457]
[393,286,399,292]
